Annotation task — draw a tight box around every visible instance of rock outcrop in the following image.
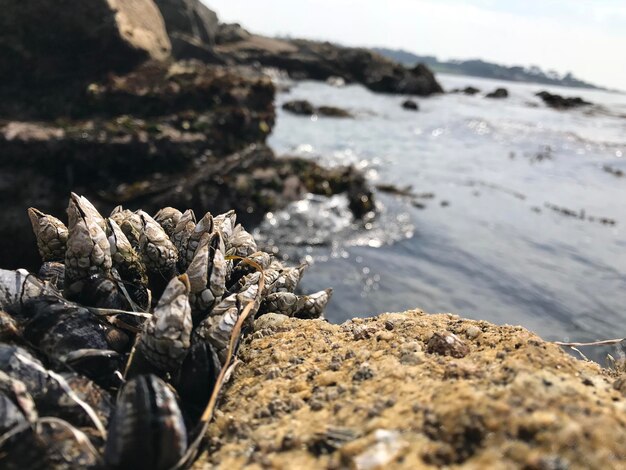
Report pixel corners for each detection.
[216,37,443,96]
[0,59,371,270]
[155,0,218,44]
[152,2,442,96]
[0,0,171,87]
[200,310,626,469]
[154,0,224,63]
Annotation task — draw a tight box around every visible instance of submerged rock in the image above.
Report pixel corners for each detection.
[402,99,419,111]
[282,100,316,116]
[451,86,481,95]
[485,87,509,98]
[317,106,353,118]
[203,310,626,468]
[282,101,353,118]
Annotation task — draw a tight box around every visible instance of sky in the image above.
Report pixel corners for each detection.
[204,0,626,90]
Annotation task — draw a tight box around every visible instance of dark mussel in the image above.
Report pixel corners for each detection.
[0,310,20,342]
[105,374,187,470]
[0,347,110,436]
[38,372,112,432]
[65,273,132,311]
[0,344,49,402]
[37,261,66,292]
[19,296,129,387]
[0,417,101,470]
[173,338,221,424]
[0,390,28,434]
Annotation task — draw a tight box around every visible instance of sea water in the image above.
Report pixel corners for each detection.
[257,74,626,362]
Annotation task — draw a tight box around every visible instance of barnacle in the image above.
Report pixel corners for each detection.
[0,194,332,468]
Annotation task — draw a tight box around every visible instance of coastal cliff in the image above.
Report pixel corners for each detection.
[200,310,626,469]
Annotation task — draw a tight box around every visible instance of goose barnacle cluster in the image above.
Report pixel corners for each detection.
[0,193,332,469]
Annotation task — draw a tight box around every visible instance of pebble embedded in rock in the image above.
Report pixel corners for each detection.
[253,312,290,332]
[353,363,374,382]
[465,325,482,340]
[426,331,470,358]
[400,351,424,365]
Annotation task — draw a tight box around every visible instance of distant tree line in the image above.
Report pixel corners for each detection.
[373,47,603,90]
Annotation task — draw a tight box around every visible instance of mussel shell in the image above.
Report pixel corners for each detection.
[0,391,28,434]
[38,373,112,429]
[105,374,187,470]
[20,296,128,384]
[0,418,101,470]
[0,344,49,402]
[173,338,220,424]
[0,310,20,342]
[65,274,132,310]
[0,424,47,470]
[0,371,38,423]
[37,261,66,291]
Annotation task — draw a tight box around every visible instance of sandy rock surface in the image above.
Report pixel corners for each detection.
[198,310,626,469]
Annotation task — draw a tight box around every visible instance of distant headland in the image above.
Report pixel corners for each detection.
[373,47,606,90]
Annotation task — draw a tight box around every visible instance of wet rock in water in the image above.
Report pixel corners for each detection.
[536,90,592,109]
[485,88,509,98]
[282,101,353,118]
[282,100,316,116]
[317,106,353,118]
[451,86,481,95]
[603,165,625,178]
[202,311,626,468]
[402,99,419,111]
[0,105,374,268]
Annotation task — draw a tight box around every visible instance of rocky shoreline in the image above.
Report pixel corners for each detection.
[1,2,624,468]
[0,0,395,270]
